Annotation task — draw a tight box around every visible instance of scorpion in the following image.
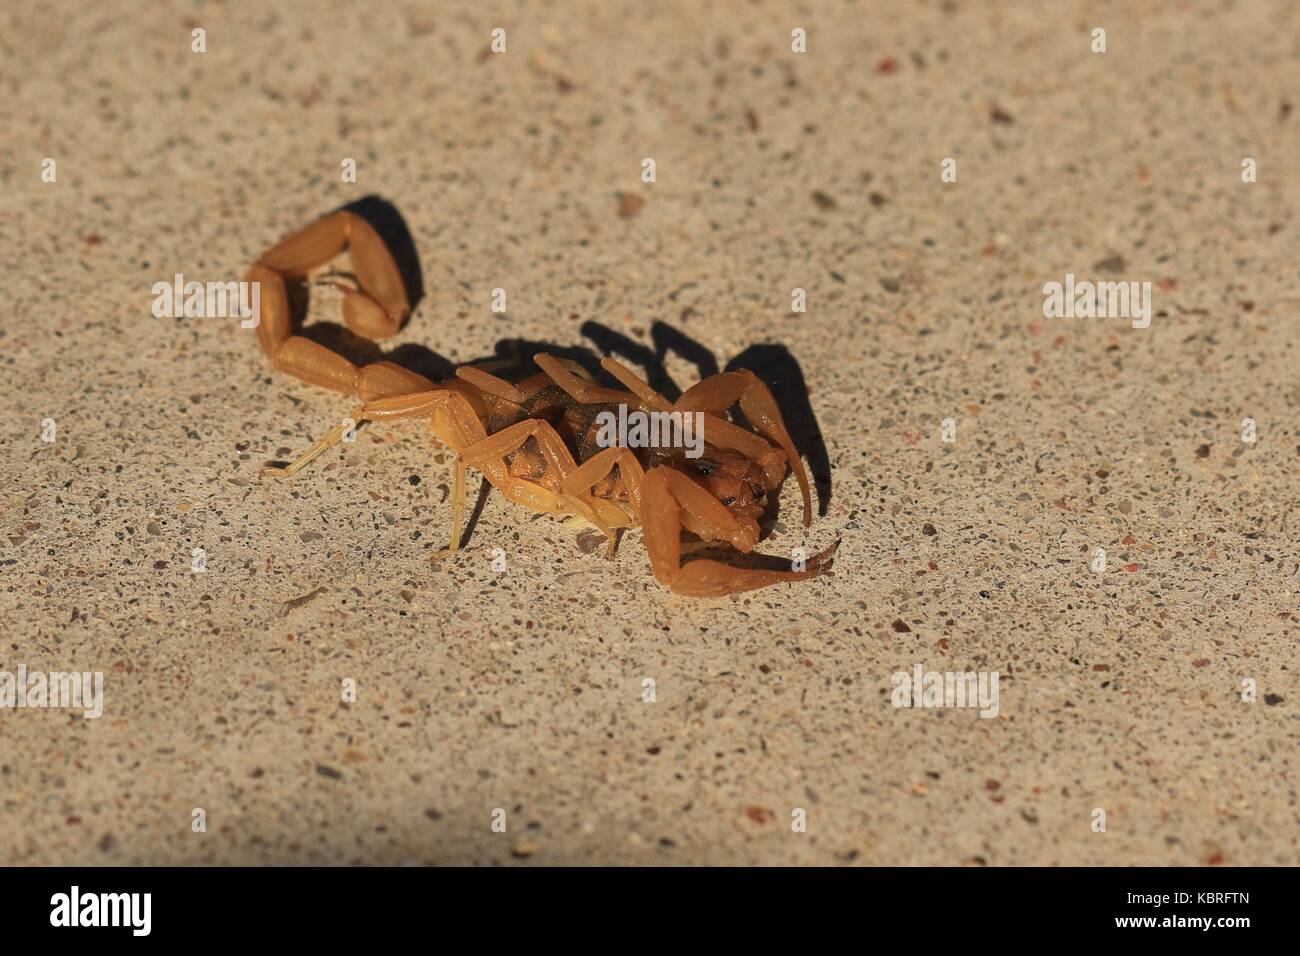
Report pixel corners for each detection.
[250,210,837,596]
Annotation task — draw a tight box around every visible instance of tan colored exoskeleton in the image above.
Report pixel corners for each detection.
[252,211,836,596]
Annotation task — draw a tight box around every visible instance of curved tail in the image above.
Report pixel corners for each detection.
[246,211,435,401]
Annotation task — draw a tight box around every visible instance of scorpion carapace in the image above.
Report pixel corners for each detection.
[249,210,837,596]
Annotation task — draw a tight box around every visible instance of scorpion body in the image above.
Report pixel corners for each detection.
[251,210,836,596]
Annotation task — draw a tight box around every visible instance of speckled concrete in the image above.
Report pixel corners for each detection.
[1,0,1297,865]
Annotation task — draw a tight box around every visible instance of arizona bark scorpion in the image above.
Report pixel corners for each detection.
[251,210,836,596]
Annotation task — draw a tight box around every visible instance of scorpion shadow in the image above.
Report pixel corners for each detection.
[282,195,832,545]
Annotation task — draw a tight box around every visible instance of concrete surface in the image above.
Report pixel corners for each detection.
[1,0,1297,865]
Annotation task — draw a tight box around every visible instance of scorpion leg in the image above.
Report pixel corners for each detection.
[560,447,646,556]
[458,419,578,475]
[675,370,813,527]
[641,466,835,597]
[561,447,645,516]
[534,354,636,406]
[456,366,526,404]
[261,408,365,479]
[263,387,488,553]
[453,365,557,407]
[458,419,616,541]
[262,388,471,480]
[598,357,673,411]
[364,387,489,553]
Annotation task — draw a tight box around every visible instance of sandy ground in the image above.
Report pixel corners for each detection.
[2,0,1297,865]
